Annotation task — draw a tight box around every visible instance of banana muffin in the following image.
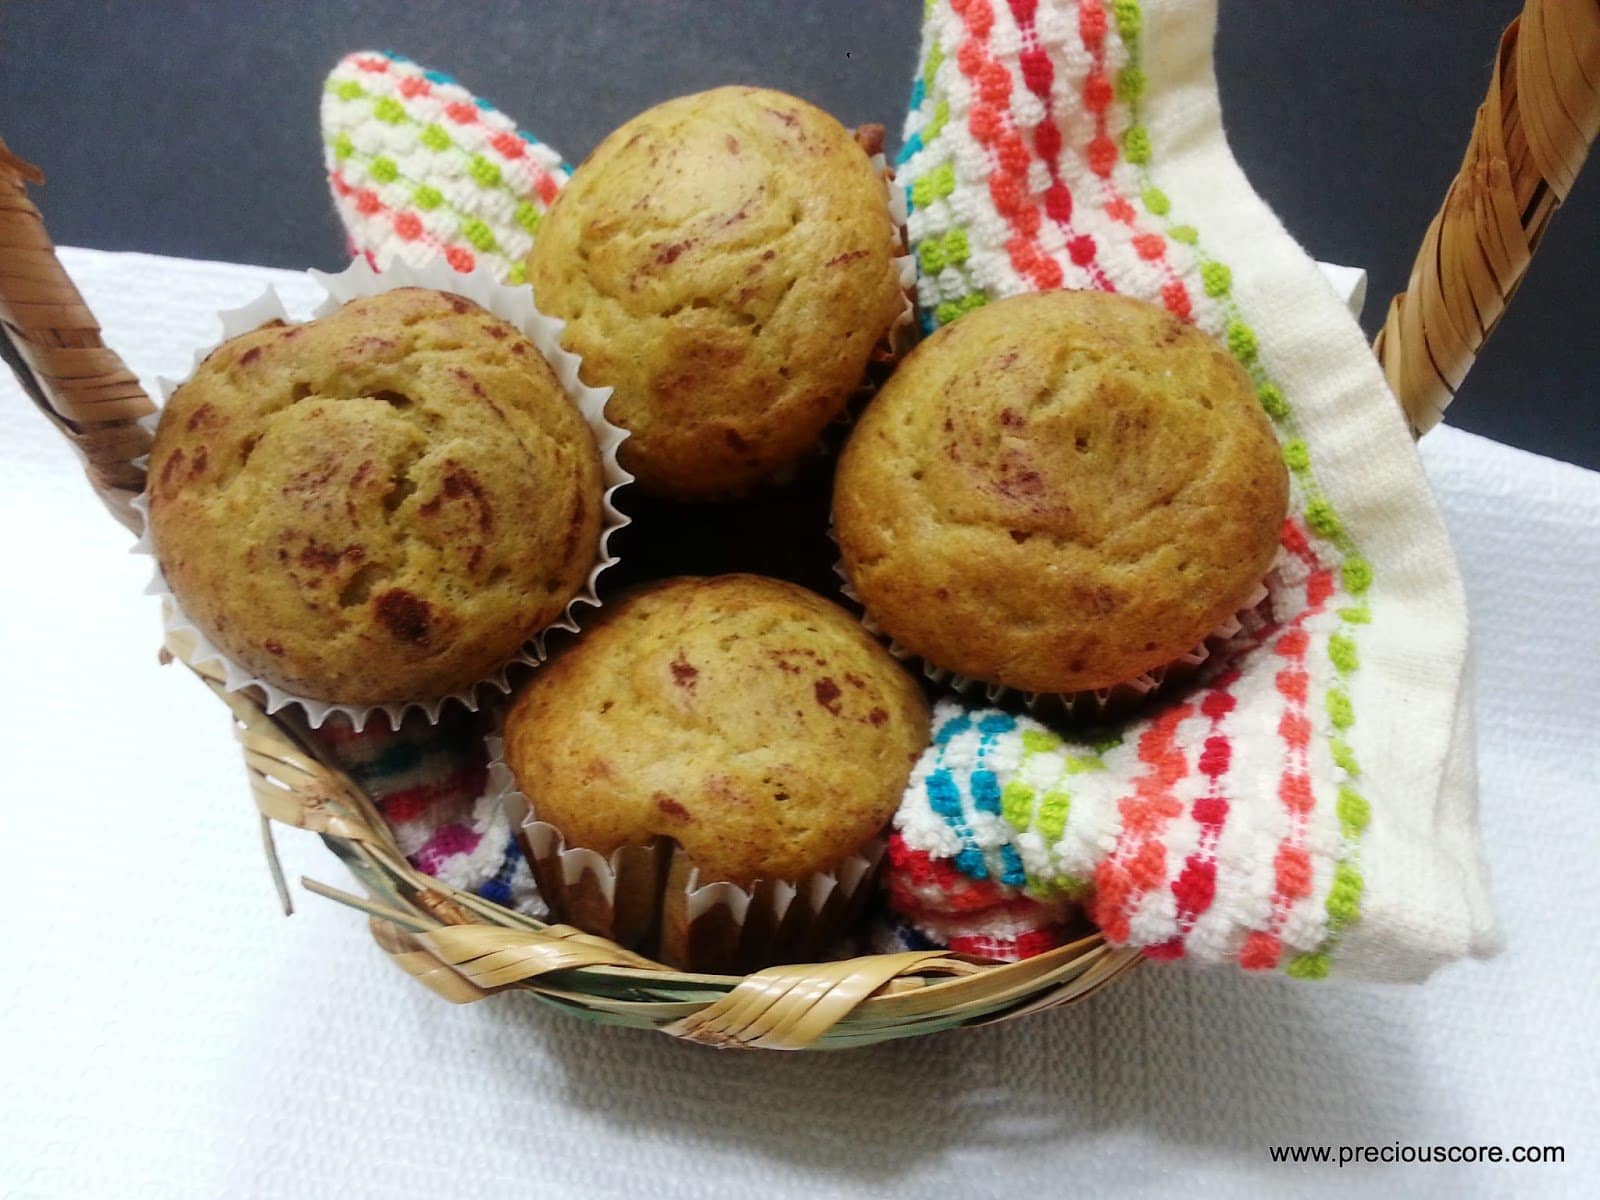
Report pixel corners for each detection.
[833,290,1289,696]
[525,86,905,498]
[147,287,604,706]
[503,574,930,888]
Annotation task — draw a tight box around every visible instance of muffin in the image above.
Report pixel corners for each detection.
[833,290,1289,696]
[526,86,905,498]
[148,287,604,707]
[501,574,930,968]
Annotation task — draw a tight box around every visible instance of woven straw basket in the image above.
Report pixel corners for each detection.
[3,1,1596,1050]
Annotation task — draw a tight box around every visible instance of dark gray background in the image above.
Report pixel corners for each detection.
[3,1,1595,466]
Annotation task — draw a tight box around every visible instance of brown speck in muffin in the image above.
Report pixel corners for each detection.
[240,346,263,366]
[814,676,842,714]
[419,467,493,532]
[655,793,691,820]
[868,707,888,726]
[670,654,698,687]
[186,403,216,431]
[825,249,870,268]
[374,589,432,644]
[447,365,481,396]
[442,468,491,528]
[655,240,693,265]
[159,449,185,487]
[283,460,339,497]
[297,541,362,572]
[264,640,285,656]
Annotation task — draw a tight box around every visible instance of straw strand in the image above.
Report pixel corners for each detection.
[1375,0,1600,433]
[0,135,155,529]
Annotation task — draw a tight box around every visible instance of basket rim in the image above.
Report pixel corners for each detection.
[214,633,1140,1049]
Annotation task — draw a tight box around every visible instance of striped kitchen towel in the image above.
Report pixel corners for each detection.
[885,0,1495,982]
[320,50,569,282]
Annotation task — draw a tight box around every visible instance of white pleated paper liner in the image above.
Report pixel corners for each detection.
[132,256,632,731]
[830,525,1275,720]
[485,735,883,974]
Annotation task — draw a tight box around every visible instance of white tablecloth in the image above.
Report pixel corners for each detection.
[2,248,1595,1199]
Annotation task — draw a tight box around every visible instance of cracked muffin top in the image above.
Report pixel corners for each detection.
[503,574,930,886]
[833,290,1289,696]
[525,86,905,499]
[147,287,603,705]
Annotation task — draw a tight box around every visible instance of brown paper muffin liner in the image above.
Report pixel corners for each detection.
[132,257,632,730]
[485,735,883,974]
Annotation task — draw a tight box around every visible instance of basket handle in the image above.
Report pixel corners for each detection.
[0,135,155,532]
[1375,0,1600,435]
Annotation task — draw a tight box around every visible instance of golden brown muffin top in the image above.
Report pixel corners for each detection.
[504,574,930,885]
[148,287,604,705]
[526,86,905,498]
[833,291,1289,695]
